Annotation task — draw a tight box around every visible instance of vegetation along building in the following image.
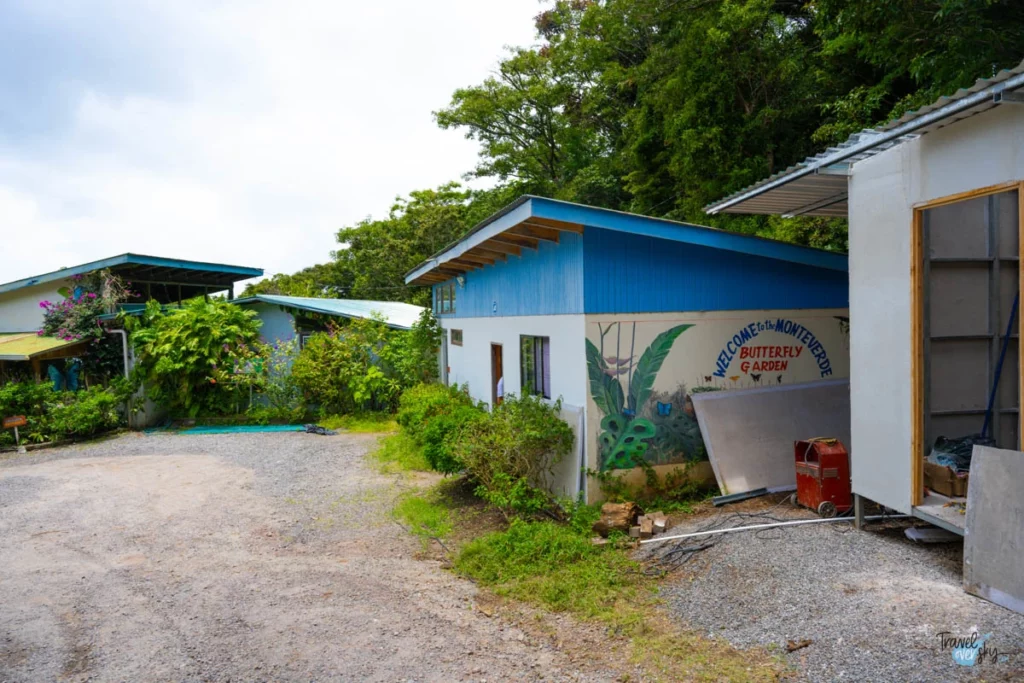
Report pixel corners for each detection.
[234,294,425,348]
[0,253,263,383]
[405,197,851,501]
[706,60,1024,545]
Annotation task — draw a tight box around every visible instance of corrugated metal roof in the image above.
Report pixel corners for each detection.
[235,295,425,330]
[404,195,847,285]
[705,59,1024,217]
[0,253,264,295]
[0,334,88,361]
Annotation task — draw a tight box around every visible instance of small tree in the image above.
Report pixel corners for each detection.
[129,298,263,417]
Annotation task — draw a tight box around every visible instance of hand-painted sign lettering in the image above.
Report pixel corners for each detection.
[3,415,27,429]
[713,318,833,379]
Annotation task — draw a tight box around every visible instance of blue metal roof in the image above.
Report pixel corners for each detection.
[405,196,847,285]
[0,253,264,294]
[235,295,425,330]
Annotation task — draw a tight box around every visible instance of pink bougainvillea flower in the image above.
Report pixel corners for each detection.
[36,330,44,336]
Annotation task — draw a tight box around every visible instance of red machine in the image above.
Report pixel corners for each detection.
[794,438,852,517]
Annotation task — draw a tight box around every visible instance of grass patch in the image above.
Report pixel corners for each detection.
[320,412,399,433]
[370,432,431,473]
[456,519,646,620]
[393,492,452,544]
[454,518,782,682]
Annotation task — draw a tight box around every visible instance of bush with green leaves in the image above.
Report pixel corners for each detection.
[420,404,485,474]
[129,298,263,417]
[246,337,304,424]
[454,394,575,518]
[0,381,128,446]
[291,312,443,415]
[396,382,476,435]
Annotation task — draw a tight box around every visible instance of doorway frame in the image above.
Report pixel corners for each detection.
[490,343,503,407]
[910,180,1024,506]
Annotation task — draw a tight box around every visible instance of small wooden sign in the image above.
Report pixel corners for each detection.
[2,415,27,429]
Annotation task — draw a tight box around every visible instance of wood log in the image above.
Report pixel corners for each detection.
[592,501,642,537]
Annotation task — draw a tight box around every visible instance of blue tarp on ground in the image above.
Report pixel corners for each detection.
[179,424,304,435]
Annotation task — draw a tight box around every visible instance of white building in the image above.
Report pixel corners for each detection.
[706,61,1024,536]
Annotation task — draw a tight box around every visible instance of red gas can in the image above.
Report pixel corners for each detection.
[794,438,852,517]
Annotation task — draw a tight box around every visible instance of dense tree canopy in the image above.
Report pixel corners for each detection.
[252,0,1024,304]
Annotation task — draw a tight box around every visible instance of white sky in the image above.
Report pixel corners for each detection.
[0,0,544,286]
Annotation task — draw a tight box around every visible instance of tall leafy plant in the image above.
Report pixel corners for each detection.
[586,323,691,470]
[129,298,263,417]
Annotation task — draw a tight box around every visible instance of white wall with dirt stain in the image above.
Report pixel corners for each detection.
[0,282,69,333]
[583,309,850,501]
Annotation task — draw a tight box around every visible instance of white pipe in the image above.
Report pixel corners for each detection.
[639,514,912,546]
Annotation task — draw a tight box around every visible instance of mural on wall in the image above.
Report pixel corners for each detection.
[586,322,693,470]
[586,312,851,471]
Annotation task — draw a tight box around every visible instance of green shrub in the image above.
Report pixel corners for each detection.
[46,386,123,438]
[421,404,484,474]
[0,382,127,446]
[455,519,641,617]
[454,394,574,518]
[396,382,475,439]
[129,298,263,417]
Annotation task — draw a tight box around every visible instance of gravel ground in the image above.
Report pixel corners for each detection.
[639,499,1024,682]
[0,431,614,682]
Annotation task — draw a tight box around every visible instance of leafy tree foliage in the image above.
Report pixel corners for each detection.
[261,0,1024,295]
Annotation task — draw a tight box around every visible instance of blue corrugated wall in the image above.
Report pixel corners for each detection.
[582,227,848,313]
[437,232,585,318]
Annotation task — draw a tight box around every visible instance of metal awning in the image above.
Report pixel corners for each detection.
[0,334,90,362]
[705,60,1024,218]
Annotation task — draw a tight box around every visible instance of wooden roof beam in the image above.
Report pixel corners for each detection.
[470,247,509,261]
[452,253,495,266]
[525,217,585,234]
[490,233,539,250]
[449,259,485,271]
[479,240,521,257]
[512,224,560,243]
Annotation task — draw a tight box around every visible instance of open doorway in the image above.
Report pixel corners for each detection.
[490,343,503,407]
[912,183,1022,529]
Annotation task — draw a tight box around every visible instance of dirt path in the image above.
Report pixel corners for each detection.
[0,432,606,682]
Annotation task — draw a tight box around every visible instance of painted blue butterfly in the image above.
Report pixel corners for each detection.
[656,402,672,416]
[623,408,636,418]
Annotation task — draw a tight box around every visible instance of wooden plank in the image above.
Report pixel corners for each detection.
[452,253,495,266]
[448,259,485,271]
[912,180,1022,211]
[525,216,585,234]
[512,224,560,243]
[489,233,539,250]
[478,239,521,257]
[911,207,924,507]
[469,247,509,261]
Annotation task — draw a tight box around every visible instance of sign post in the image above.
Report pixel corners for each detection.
[3,415,27,450]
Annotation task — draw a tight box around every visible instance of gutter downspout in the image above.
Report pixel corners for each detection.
[106,329,132,428]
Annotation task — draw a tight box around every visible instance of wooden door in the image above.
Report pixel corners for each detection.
[491,343,503,407]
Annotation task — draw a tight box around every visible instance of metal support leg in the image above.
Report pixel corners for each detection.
[854,494,865,530]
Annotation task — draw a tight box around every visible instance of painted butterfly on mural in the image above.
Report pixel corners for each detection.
[777,375,783,384]
[704,375,713,383]
[729,375,740,382]
[623,408,636,418]
[656,402,672,416]
[750,373,761,382]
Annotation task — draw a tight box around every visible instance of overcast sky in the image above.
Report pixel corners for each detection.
[0,0,542,285]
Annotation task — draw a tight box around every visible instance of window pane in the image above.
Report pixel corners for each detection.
[541,338,551,398]
[442,285,450,313]
[450,283,456,314]
[520,336,536,395]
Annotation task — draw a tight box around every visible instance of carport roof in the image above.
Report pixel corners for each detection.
[0,253,264,295]
[234,294,425,330]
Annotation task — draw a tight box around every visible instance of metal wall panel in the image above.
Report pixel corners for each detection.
[582,227,848,314]
[435,232,584,318]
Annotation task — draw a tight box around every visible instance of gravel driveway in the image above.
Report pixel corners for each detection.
[0,432,604,682]
[641,500,1024,682]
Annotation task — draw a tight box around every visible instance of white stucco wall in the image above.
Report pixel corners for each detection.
[440,314,588,499]
[848,103,1024,513]
[441,314,588,409]
[0,283,69,333]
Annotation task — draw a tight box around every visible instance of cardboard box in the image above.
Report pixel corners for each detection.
[924,461,969,498]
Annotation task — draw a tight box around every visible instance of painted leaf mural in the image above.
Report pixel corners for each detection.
[586,338,625,417]
[587,322,693,470]
[628,324,693,413]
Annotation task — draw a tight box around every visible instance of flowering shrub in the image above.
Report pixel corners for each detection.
[38,270,134,382]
